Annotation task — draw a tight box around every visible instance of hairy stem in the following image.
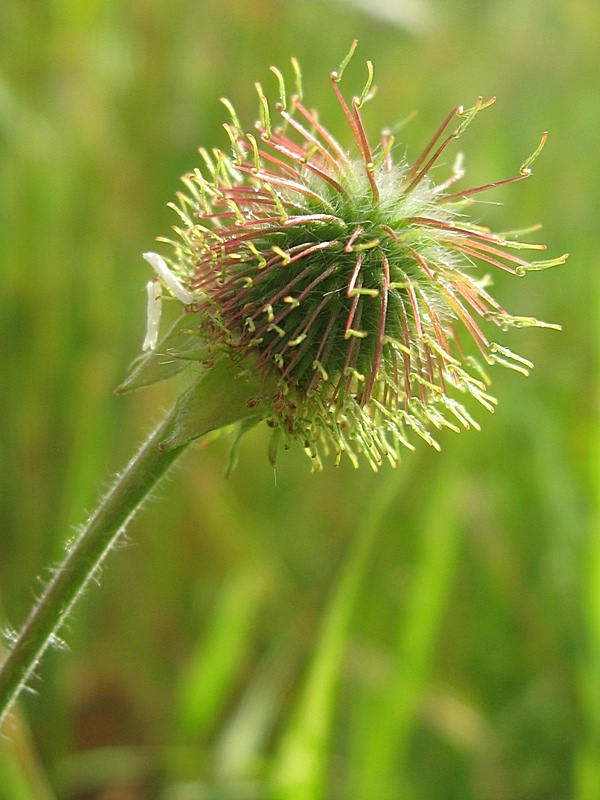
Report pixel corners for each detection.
[0,412,184,727]
[0,363,263,728]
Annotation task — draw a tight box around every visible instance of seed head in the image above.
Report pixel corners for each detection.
[137,41,566,471]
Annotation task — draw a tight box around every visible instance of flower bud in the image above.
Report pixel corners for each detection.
[134,42,566,471]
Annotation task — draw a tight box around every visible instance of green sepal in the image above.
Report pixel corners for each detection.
[115,316,210,395]
[267,425,282,470]
[225,417,260,477]
[159,359,265,452]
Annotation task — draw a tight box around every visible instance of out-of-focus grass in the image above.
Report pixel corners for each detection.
[0,0,595,798]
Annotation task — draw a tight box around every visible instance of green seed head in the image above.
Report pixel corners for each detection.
[139,42,566,470]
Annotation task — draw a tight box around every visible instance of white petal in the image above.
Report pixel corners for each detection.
[142,280,162,351]
[143,251,194,305]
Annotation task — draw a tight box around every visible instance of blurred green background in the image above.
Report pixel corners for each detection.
[0,0,596,798]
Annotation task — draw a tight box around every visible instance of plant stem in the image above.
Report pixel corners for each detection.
[0,411,184,728]
[0,362,263,728]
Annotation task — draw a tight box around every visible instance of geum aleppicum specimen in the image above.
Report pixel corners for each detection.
[135,41,566,471]
[0,43,568,733]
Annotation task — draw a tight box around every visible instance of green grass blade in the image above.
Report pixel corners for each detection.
[175,568,271,738]
[354,466,461,798]
[269,472,403,800]
[0,708,56,800]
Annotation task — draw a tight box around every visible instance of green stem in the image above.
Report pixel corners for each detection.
[0,411,184,728]
[0,363,263,728]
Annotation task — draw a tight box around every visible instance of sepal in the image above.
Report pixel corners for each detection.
[158,360,265,452]
[116,316,209,394]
